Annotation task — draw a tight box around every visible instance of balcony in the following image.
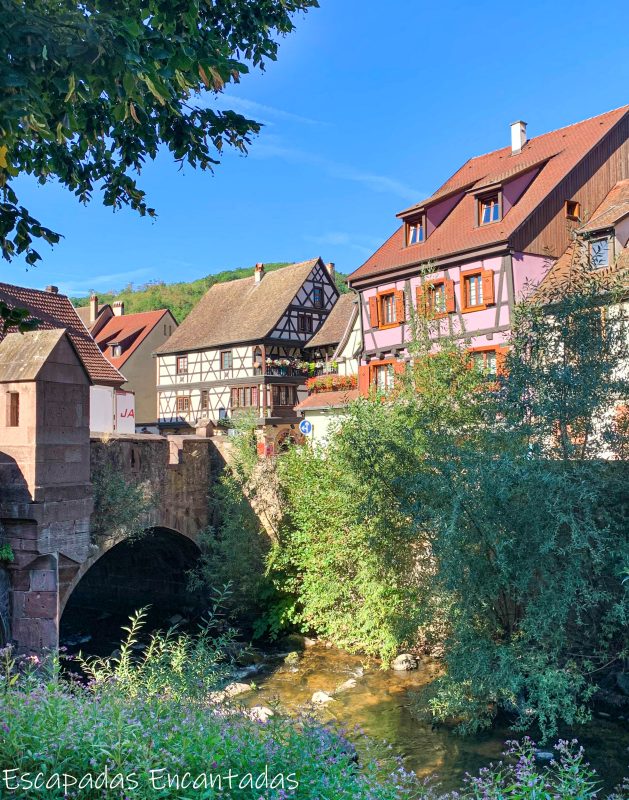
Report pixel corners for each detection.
[259,359,339,379]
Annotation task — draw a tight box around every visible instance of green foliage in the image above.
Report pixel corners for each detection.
[191,413,278,628]
[75,601,236,702]
[91,462,154,541]
[0,543,13,563]
[0,0,318,266]
[415,264,629,739]
[71,262,349,322]
[272,265,629,739]
[0,299,40,332]
[0,634,421,800]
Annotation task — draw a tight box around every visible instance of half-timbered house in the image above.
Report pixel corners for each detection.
[347,106,629,393]
[155,259,338,433]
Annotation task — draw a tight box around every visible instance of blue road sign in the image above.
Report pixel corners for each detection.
[299,419,313,435]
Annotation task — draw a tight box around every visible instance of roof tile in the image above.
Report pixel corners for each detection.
[350,106,629,283]
[0,282,125,385]
[156,259,324,355]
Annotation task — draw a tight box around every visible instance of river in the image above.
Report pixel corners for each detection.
[239,642,629,794]
[60,612,629,794]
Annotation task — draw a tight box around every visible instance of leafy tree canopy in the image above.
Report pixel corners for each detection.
[0,0,318,271]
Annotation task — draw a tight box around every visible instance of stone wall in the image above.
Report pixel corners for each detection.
[0,565,9,645]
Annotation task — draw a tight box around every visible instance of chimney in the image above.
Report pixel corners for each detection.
[45,285,58,294]
[113,300,124,317]
[254,262,265,284]
[89,293,98,323]
[510,120,527,154]
[325,262,336,281]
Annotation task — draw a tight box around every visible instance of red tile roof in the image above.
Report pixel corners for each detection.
[93,309,170,368]
[307,292,357,349]
[0,282,125,386]
[581,179,629,232]
[536,180,629,299]
[349,106,629,284]
[295,388,359,411]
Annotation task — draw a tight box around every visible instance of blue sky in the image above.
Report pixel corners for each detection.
[11,0,629,296]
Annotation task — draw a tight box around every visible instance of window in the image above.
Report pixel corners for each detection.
[369,290,405,329]
[201,390,208,411]
[253,346,263,373]
[230,386,260,409]
[176,395,190,412]
[591,237,610,268]
[463,272,483,308]
[176,355,188,374]
[220,350,233,371]
[406,219,424,246]
[7,392,19,427]
[427,281,447,315]
[111,344,122,357]
[470,349,498,375]
[298,314,313,334]
[272,385,294,406]
[565,200,581,221]
[479,193,500,225]
[374,363,394,392]
[380,293,396,326]
[312,286,324,308]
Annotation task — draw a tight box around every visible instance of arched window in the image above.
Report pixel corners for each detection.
[253,346,263,374]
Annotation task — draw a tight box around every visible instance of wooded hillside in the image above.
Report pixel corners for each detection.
[72,262,348,322]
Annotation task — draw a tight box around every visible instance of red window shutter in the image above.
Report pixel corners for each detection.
[256,441,265,457]
[482,270,495,305]
[496,345,508,374]
[393,360,406,375]
[358,365,370,396]
[368,296,379,328]
[394,289,405,323]
[445,279,456,313]
[416,285,426,316]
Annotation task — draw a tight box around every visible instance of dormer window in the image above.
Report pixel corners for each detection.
[590,236,610,268]
[479,192,501,225]
[406,218,425,246]
[565,200,581,221]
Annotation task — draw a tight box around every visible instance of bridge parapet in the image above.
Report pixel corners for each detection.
[1,430,227,653]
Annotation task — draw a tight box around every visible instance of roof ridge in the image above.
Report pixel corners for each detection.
[466,104,629,163]
[0,280,70,299]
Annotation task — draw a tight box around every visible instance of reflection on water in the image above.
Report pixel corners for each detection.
[244,644,629,792]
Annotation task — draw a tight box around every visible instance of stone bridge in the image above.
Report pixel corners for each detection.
[0,432,230,654]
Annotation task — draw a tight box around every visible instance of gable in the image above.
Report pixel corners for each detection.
[350,105,629,285]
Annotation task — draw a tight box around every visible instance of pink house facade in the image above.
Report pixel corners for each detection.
[348,107,629,391]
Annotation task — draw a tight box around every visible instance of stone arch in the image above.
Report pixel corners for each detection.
[59,527,202,650]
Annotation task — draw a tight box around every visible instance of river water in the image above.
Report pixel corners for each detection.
[241,643,629,794]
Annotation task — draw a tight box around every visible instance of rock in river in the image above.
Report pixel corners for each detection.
[391,653,418,671]
[249,706,274,723]
[311,691,335,705]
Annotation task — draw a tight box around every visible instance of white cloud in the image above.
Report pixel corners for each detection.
[56,267,153,296]
[305,231,377,257]
[210,94,324,126]
[250,142,423,202]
